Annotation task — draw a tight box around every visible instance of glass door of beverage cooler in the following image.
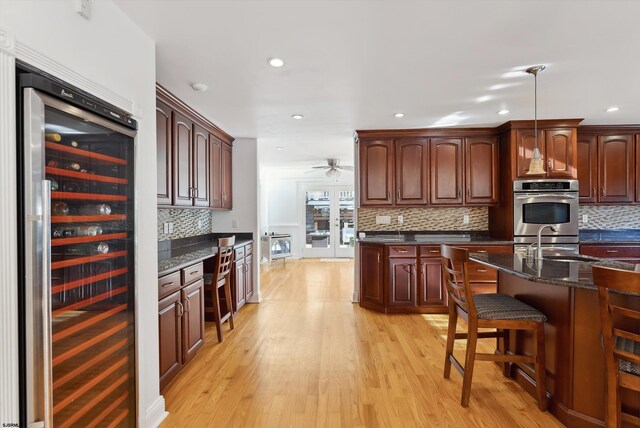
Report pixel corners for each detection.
[24,88,136,427]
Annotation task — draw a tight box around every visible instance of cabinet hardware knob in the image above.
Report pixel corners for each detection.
[605,250,619,254]
[394,248,408,253]
[601,187,606,196]
[190,271,198,275]
[185,298,191,312]
[162,281,174,287]
[177,302,184,317]
[548,159,552,168]
[195,188,199,198]
[593,187,596,197]
[428,250,439,253]
[467,188,470,198]
[397,189,400,200]
[477,250,488,253]
[458,188,462,199]
[377,253,381,263]
[476,268,488,273]
[388,190,391,200]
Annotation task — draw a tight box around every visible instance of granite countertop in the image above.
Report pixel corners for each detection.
[358,232,512,246]
[469,252,639,291]
[579,229,640,244]
[158,239,253,277]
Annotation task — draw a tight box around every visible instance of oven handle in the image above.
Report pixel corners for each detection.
[515,194,577,200]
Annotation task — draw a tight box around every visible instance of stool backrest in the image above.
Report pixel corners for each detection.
[215,236,236,282]
[592,265,640,377]
[441,244,476,318]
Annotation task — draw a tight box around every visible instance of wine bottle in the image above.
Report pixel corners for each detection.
[65,242,109,255]
[48,178,59,191]
[45,133,62,142]
[78,204,112,215]
[66,162,81,171]
[62,181,80,192]
[52,202,69,216]
[75,225,103,236]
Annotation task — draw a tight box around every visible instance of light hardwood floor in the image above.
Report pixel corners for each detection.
[160,259,563,427]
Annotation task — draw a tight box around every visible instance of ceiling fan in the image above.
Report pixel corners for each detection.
[306,159,354,177]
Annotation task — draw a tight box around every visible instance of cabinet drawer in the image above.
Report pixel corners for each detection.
[580,245,640,259]
[245,243,253,255]
[467,262,497,282]
[420,246,441,258]
[235,246,245,260]
[388,245,417,258]
[181,262,203,286]
[465,245,512,254]
[158,271,181,299]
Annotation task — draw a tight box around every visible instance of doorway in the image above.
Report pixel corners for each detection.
[301,184,355,258]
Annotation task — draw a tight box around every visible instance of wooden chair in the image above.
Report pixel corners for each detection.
[592,265,640,428]
[204,236,235,342]
[441,244,548,410]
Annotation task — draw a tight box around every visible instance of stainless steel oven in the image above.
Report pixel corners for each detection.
[513,179,579,244]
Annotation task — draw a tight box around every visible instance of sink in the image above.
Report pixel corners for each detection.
[544,255,598,263]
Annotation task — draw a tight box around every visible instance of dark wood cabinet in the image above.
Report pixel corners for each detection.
[245,253,254,301]
[598,134,634,203]
[637,135,640,203]
[210,137,223,208]
[395,138,428,205]
[580,244,640,264]
[156,100,172,205]
[577,134,597,203]
[464,137,498,205]
[181,278,205,363]
[231,242,254,312]
[193,125,210,207]
[221,143,233,209]
[516,128,576,178]
[419,257,445,307]
[359,140,394,206]
[158,291,183,391]
[172,111,194,206]
[430,138,463,205]
[359,244,385,310]
[234,257,246,310]
[515,129,545,177]
[388,258,417,308]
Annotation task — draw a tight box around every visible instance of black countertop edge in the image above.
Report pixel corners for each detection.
[469,253,639,291]
[158,236,253,277]
[357,231,512,245]
[579,229,640,244]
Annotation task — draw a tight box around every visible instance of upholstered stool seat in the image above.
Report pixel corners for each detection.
[474,293,547,322]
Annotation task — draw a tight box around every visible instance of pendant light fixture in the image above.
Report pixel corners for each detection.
[525,65,546,175]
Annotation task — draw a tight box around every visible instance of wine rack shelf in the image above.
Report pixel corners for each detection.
[51,267,128,294]
[52,191,127,201]
[51,214,127,223]
[51,250,128,270]
[46,166,128,184]
[51,232,127,247]
[46,141,128,165]
[53,304,127,343]
[52,286,128,317]
[52,319,128,367]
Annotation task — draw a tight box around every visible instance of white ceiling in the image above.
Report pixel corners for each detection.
[114,0,640,170]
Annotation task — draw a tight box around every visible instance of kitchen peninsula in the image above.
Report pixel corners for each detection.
[470,252,640,427]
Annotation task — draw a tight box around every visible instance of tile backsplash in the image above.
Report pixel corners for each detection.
[358,207,488,231]
[157,208,214,241]
[579,205,640,229]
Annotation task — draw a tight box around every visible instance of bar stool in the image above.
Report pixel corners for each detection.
[592,265,640,428]
[441,244,548,410]
[204,236,235,342]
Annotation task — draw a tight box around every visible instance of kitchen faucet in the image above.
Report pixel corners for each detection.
[529,224,559,259]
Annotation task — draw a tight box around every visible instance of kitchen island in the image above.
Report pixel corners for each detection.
[470,253,640,427]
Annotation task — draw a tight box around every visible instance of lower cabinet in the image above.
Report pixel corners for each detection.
[158,262,205,391]
[359,242,512,314]
[232,241,254,312]
[580,244,640,264]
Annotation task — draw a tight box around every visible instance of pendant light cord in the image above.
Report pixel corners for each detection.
[534,71,538,150]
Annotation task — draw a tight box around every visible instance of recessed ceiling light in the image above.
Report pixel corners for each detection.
[605,106,620,112]
[497,109,510,115]
[276,146,284,151]
[291,114,304,120]
[476,95,491,103]
[268,58,285,67]
[191,83,208,92]
[394,113,404,118]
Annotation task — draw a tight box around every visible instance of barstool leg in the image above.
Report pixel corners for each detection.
[223,280,235,331]
[212,284,223,343]
[534,322,547,411]
[461,324,478,407]
[444,304,457,379]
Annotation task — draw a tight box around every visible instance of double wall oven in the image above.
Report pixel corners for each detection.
[513,179,579,256]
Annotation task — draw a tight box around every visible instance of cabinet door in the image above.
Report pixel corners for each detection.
[182,279,205,363]
[172,111,194,206]
[159,291,183,390]
[245,253,254,301]
[418,258,446,307]
[359,140,394,206]
[395,138,428,205]
[388,258,417,308]
[577,134,597,203]
[464,136,498,205]
[545,129,575,178]
[235,258,246,311]
[359,245,384,309]
[156,100,172,205]
[598,134,634,203]
[193,125,211,207]
[221,143,233,209]
[636,135,640,203]
[516,129,545,178]
[209,136,223,208]
[430,138,463,205]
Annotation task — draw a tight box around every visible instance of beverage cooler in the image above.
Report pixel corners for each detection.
[18,70,137,427]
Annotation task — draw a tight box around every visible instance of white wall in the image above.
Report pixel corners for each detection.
[213,138,261,301]
[0,1,164,426]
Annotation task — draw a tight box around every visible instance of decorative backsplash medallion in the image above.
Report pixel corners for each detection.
[579,205,640,230]
[357,207,488,231]
[157,208,214,241]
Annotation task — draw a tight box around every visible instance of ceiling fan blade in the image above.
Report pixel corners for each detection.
[311,166,329,169]
[337,166,354,171]
[304,169,321,174]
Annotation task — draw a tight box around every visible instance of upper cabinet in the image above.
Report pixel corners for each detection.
[577,127,637,204]
[515,128,576,178]
[357,131,498,208]
[157,84,234,209]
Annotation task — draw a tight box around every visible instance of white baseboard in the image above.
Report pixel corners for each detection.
[143,395,168,428]
[352,291,360,303]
